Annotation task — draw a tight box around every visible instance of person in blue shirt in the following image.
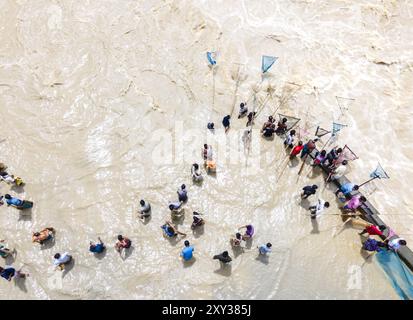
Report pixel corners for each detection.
[258,243,272,255]
[89,237,106,254]
[0,266,28,281]
[4,194,33,209]
[335,183,359,198]
[180,240,194,261]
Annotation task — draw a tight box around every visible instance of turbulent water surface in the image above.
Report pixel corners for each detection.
[0,0,412,299]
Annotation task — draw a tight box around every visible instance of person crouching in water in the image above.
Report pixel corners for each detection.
[161,221,187,238]
[230,232,243,247]
[284,130,296,148]
[275,117,288,135]
[53,252,72,271]
[191,163,203,183]
[191,212,205,229]
[115,235,132,254]
[4,194,33,209]
[32,227,55,245]
[238,102,248,119]
[169,201,184,219]
[89,237,106,254]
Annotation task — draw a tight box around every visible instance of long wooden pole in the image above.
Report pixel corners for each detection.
[358,176,378,188]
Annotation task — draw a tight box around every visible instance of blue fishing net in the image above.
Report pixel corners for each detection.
[376,250,413,300]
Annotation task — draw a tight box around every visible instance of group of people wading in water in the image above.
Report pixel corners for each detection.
[0,97,407,287]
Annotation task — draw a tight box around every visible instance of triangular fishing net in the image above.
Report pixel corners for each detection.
[336,144,358,162]
[332,122,347,135]
[262,55,278,73]
[207,51,217,65]
[278,113,301,131]
[297,126,311,140]
[315,126,330,138]
[335,96,355,115]
[370,163,390,179]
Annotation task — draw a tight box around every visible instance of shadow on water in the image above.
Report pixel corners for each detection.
[288,157,299,168]
[183,257,196,268]
[18,208,32,221]
[306,166,322,179]
[192,224,205,238]
[231,245,244,259]
[244,238,253,250]
[94,248,107,260]
[140,215,152,225]
[11,185,25,194]
[310,217,319,234]
[255,253,270,265]
[167,235,184,247]
[172,212,185,226]
[298,197,310,210]
[214,263,232,277]
[121,246,134,260]
[15,274,28,293]
[40,238,56,250]
[62,258,75,278]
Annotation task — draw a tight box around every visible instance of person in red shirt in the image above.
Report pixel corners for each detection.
[359,224,386,236]
[290,141,304,158]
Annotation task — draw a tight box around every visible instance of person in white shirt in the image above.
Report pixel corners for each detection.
[53,252,72,270]
[238,102,248,119]
[308,199,330,219]
[138,200,151,220]
[328,160,348,182]
[191,163,203,183]
[283,130,296,148]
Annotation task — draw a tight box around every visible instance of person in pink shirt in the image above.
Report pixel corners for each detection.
[343,195,367,212]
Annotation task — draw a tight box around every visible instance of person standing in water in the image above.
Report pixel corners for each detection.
[246,112,256,127]
[0,240,16,259]
[213,251,232,264]
[258,243,272,255]
[202,144,213,161]
[138,200,151,220]
[89,237,106,254]
[4,194,33,209]
[275,118,288,135]
[238,102,248,118]
[0,266,28,281]
[191,163,203,183]
[327,160,347,182]
[300,138,318,158]
[238,224,254,240]
[230,233,243,247]
[301,185,318,199]
[53,252,73,271]
[309,199,330,219]
[177,184,188,202]
[161,221,187,238]
[180,240,194,261]
[115,235,132,254]
[222,115,231,133]
[191,212,205,229]
[284,130,296,148]
[290,141,304,159]
[207,122,215,131]
[32,227,55,245]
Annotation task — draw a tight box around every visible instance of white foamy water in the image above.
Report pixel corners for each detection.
[0,0,412,299]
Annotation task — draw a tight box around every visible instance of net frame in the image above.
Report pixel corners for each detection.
[278,113,301,131]
[370,162,390,179]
